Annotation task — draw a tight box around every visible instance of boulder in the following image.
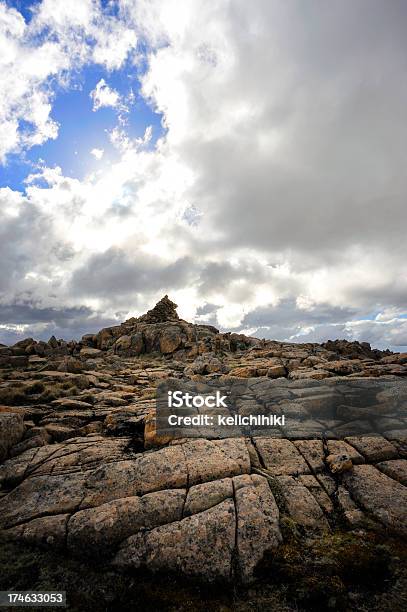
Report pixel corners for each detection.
[234,474,282,583]
[184,478,233,516]
[44,424,79,442]
[159,326,183,354]
[58,357,84,373]
[144,410,172,448]
[184,354,228,375]
[114,333,144,356]
[376,459,407,485]
[345,435,399,462]
[293,439,325,473]
[0,355,28,367]
[5,514,69,549]
[267,364,287,378]
[326,440,365,464]
[48,335,59,349]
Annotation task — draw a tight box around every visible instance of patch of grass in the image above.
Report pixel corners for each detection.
[0,381,83,406]
[25,382,45,395]
[0,385,27,405]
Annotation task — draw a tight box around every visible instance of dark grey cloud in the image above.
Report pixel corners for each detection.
[0,301,94,326]
[70,248,196,297]
[0,190,77,297]
[183,0,407,258]
[240,299,357,329]
[0,196,46,292]
[196,302,219,316]
[198,260,269,295]
[0,299,119,344]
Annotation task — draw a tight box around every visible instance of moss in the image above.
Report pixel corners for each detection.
[256,528,406,611]
[279,516,302,542]
[313,532,392,587]
[0,532,405,612]
[0,539,238,612]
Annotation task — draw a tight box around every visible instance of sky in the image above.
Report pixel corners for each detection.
[0,0,406,351]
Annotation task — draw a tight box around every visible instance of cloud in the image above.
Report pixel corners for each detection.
[91,147,104,160]
[0,3,64,162]
[92,22,137,71]
[108,124,152,153]
[90,79,121,111]
[0,0,137,163]
[0,299,119,344]
[70,248,195,298]
[137,0,407,257]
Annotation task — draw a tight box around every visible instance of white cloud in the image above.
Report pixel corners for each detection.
[93,26,137,70]
[90,78,121,111]
[91,147,104,160]
[109,124,152,153]
[0,4,66,162]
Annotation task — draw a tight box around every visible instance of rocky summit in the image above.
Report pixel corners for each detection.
[0,296,407,606]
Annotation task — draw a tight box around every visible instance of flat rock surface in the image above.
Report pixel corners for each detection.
[342,464,407,535]
[254,438,310,476]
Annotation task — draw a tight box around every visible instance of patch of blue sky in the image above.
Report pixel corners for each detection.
[5,0,41,23]
[362,312,381,321]
[362,311,407,321]
[0,60,165,191]
[100,0,120,17]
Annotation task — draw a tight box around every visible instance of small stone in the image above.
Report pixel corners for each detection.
[326,453,353,474]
